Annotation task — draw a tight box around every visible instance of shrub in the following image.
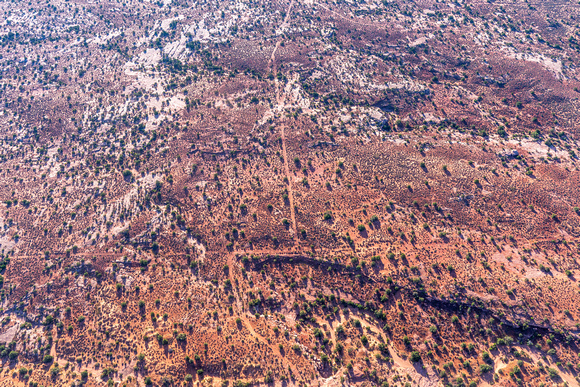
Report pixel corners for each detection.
[410,351,421,362]
[43,354,54,363]
[482,351,491,362]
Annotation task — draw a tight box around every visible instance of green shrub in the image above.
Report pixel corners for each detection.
[410,351,421,362]
[43,354,54,363]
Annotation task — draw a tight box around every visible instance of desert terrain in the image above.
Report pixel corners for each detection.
[0,0,579,386]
